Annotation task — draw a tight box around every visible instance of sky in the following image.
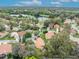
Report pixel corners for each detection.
[0,0,79,7]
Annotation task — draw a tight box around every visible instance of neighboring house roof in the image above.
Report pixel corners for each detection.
[0,32,5,36]
[0,32,8,38]
[45,31,55,39]
[34,37,45,49]
[60,27,64,32]
[0,44,12,55]
[69,29,77,34]
[38,17,50,21]
[64,19,71,24]
[17,31,26,37]
[54,24,60,29]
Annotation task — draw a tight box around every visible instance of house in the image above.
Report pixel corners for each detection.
[45,31,55,39]
[10,14,19,17]
[53,23,60,29]
[53,23,60,33]
[64,19,71,24]
[17,31,26,41]
[0,32,5,38]
[0,32,8,38]
[11,31,26,42]
[59,27,64,32]
[34,37,45,49]
[70,35,79,44]
[0,32,16,45]
[69,28,77,35]
[0,44,12,55]
[38,17,50,22]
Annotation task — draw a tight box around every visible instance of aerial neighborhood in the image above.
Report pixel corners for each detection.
[0,8,79,59]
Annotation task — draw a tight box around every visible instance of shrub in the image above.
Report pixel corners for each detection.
[12,43,27,59]
[0,24,5,31]
[44,30,76,58]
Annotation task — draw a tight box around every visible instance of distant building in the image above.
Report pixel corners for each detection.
[10,14,19,17]
[64,19,72,24]
[38,17,50,21]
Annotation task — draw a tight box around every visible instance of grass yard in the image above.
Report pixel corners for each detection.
[0,34,15,40]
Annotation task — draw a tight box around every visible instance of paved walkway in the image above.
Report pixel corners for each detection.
[0,40,17,44]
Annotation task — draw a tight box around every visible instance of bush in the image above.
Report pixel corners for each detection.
[7,53,13,59]
[12,43,27,59]
[25,32,32,38]
[44,30,76,58]
[23,32,32,43]
[0,24,5,31]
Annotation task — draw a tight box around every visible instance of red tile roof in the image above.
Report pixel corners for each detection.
[54,24,60,29]
[64,19,71,24]
[45,31,55,39]
[35,37,45,49]
[0,32,5,36]
[0,44,12,54]
[17,31,26,36]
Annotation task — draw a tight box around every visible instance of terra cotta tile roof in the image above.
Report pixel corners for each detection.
[17,31,26,36]
[45,31,55,39]
[0,44,12,55]
[35,37,45,49]
[54,24,60,29]
[0,32,5,36]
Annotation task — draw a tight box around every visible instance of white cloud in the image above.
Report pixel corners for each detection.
[20,0,41,5]
[33,0,42,4]
[52,0,79,2]
[12,4,23,6]
[59,0,71,2]
[72,0,79,2]
[59,0,79,2]
[13,0,42,6]
[51,2,61,4]
[51,2,62,7]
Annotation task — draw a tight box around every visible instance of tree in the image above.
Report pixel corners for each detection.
[0,24,5,31]
[44,30,76,58]
[12,43,26,59]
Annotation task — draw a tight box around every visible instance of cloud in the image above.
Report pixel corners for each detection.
[13,0,42,6]
[51,2,61,4]
[72,0,79,2]
[20,0,42,5]
[12,4,23,6]
[59,0,71,2]
[59,0,79,2]
[33,0,42,4]
[51,2,62,7]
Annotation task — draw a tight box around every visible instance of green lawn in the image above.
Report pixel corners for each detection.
[0,34,15,40]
